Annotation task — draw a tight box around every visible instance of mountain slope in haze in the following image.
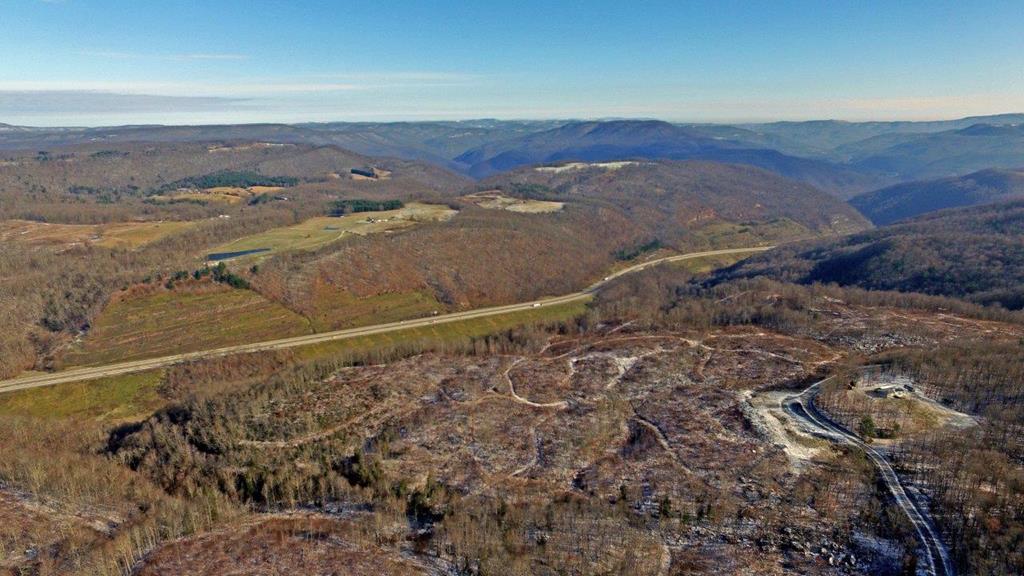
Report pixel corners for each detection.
[455,120,889,197]
[297,119,564,169]
[715,200,1024,309]
[851,168,1024,225]
[850,123,1024,180]
[0,123,335,150]
[0,120,565,168]
[736,114,1024,160]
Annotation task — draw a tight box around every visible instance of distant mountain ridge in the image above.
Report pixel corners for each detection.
[850,168,1024,225]
[850,123,1024,180]
[456,120,888,197]
[735,114,1024,159]
[2,114,1024,195]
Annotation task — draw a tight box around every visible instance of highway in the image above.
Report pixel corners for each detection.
[782,378,955,576]
[0,246,771,395]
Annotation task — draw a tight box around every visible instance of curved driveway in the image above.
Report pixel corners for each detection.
[783,378,955,576]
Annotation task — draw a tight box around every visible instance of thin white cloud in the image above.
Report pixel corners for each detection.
[0,71,477,98]
[80,50,249,61]
[310,71,478,82]
[0,80,365,96]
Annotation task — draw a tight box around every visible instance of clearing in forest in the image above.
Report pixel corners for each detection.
[206,202,457,261]
[0,219,195,251]
[62,285,313,367]
[151,185,284,204]
[535,161,639,173]
[461,191,564,213]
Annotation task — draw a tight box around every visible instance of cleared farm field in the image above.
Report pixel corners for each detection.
[535,161,638,173]
[62,286,313,367]
[206,202,456,261]
[462,191,564,213]
[0,219,195,250]
[151,185,283,204]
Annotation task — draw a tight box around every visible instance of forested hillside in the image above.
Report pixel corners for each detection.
[250,160,868,323]
[850,123,1024,180]
[715,200,1024,309]
[850,168,1024,224]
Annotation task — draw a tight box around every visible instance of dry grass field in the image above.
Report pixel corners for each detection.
[0,371,163,422]
[206,202,457,261]
[62,285,313,367]
[151,185,285,204]
[0,219,196,251]
[303,287,445,332]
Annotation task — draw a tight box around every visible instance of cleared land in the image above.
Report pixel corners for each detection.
[152,185,284,205]
[461,191,564,213]
[535,161,639,173]
[0,219,195,251]
[207,202,457,261]
[62,285,313,367]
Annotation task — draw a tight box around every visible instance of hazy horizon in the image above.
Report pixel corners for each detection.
[4,110,1024,130]
[4,0,1023,126]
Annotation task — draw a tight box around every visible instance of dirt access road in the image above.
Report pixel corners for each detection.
[783,378,955,576]
[0,246,771,395]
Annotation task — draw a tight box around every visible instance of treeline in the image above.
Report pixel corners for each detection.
[614,238,663,261]
[591,266,1022,336]
[154,170,300,193]
[329,198,404,216]
[499,182,556,200]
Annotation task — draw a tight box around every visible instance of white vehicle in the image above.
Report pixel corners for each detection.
[532,303,541,308]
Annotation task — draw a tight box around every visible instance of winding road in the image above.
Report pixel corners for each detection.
[0,246,771,396]
[782,378,955,576]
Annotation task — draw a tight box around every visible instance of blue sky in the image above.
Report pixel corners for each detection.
[2,0,1023,125]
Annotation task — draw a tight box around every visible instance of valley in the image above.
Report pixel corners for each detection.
[0,117,1022,576]
[5,4,1024,574]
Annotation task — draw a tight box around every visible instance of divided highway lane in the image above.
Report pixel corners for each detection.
[0,246,772,395]
[783,379,955,576]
